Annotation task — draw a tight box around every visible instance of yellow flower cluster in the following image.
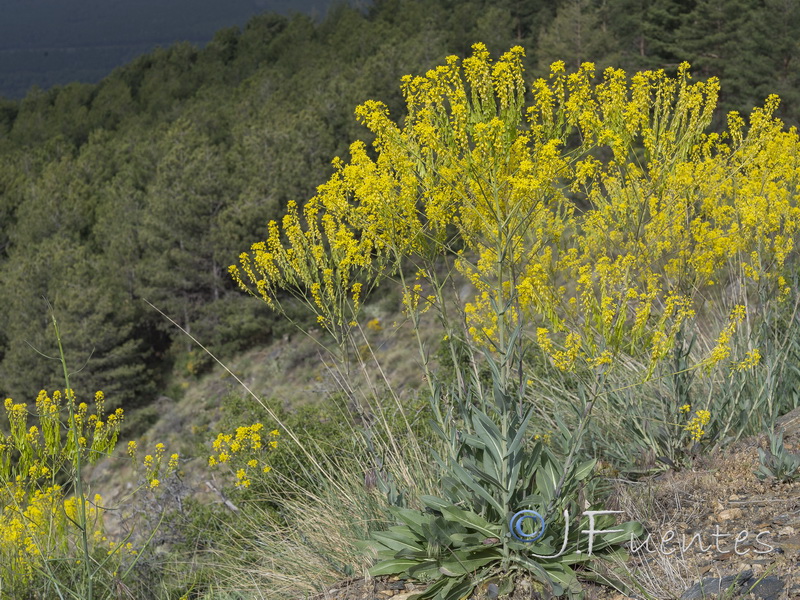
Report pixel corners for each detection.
[683,408,711,442]
[733,348,761,372]
[705,306,747,369]
[207,424,279,488]
[1,390,122,483]
[0,484,108,587]
[0,387,147,595]
[536,328,581,371]
[232,44,798,380]
[127,440,179,491]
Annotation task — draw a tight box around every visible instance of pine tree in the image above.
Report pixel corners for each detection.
[139,117,231,346]
[536,0,619,72]
[606,0,695,70]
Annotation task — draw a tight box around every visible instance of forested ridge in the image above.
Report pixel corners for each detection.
[1,0,799,417]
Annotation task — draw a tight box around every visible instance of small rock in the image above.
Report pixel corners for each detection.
[729,494,740,501]
[774,533,800,554]
[771,515,789,525]
[680,570,753,600]
[717,508,744,521]
[681,571,785,600]
[749,576,785,600]
[776,525,795,535]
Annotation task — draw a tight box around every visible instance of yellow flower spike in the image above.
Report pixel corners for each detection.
[733,348,761,372]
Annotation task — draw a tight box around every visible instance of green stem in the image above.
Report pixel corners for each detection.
[51,310,93,600]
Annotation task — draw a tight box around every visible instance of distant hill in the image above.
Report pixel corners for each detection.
[0,0,343,99]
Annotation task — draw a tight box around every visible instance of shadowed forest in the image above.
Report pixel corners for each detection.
[2,0,799,417]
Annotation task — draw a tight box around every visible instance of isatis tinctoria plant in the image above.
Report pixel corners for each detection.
[0,312,178,600]
[233,44,800,597]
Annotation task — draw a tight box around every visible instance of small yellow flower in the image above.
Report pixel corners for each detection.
[684,409,711,441]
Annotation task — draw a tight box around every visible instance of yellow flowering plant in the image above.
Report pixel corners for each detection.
[126,439,181,491]
[0,386,131,598]
[207,423,279,489]
[233,44,800,597]
[0,312,177,599]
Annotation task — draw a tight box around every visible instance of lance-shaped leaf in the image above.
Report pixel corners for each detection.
[536,459,560,504]
[472,409,504,468]
[438,547,499,575]
[506,406,535,458]
[584,519,644,552]
[369,558,419,576]
[370,530,425,553]
[440,505,501,538]
[446,458,505,515]
[392,507,430,538]
[464,459,505,492]
[572,457,597,481]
